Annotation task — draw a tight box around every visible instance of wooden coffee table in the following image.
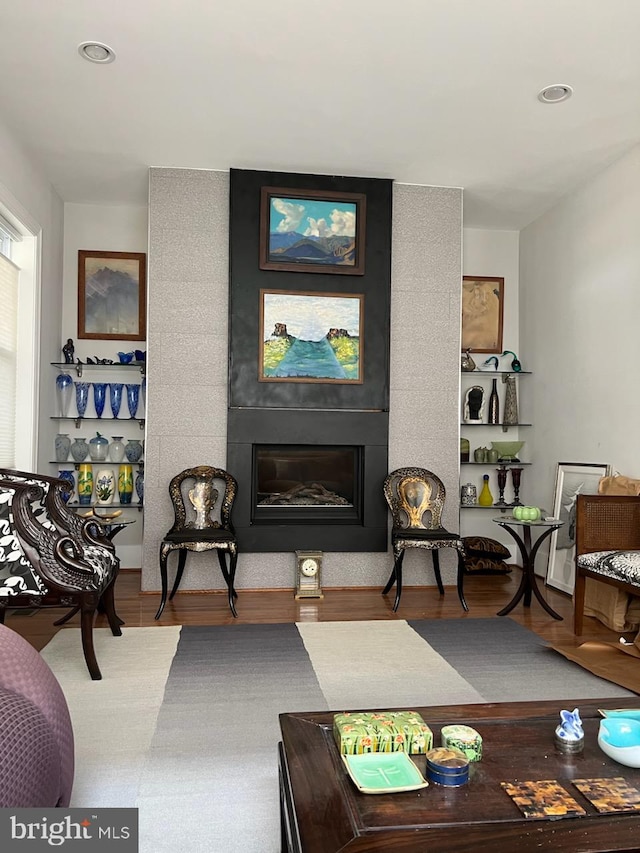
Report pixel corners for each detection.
[279,698,640,852]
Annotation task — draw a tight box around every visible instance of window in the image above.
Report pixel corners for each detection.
[0,226,19,466]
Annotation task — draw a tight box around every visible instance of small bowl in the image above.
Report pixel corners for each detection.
[117,351,134,364]
[598,718,640,767]
[490,440,525,461]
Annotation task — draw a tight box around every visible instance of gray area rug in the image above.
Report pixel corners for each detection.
[41,618,634,853]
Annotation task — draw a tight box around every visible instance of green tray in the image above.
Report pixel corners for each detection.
[342,751,429,794]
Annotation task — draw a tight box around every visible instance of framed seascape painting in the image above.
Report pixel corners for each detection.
[461,276,504,353]
[78,250,146,341]
[259,187,366,275]
[545,461,611,594]
[259,289,363,384]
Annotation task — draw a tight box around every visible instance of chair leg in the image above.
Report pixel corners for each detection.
[456,551,469,612]
[431,551,445,596]
[80,601,101,680]
[0,604,6,625]
[219,549,238,618]
[381,550,405,612]
[155,544,170,620]
[101,580,123,637]
[169,550,187,600]
[574,569,586,635]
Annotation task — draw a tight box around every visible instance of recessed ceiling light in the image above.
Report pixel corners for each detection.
[538,84,573,104]
[78,41,116,64]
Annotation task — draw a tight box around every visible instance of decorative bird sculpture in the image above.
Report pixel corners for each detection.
[501,350,522,372]
[481,356,499,371]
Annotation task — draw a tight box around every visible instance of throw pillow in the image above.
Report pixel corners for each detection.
[463,555,512,574]
[462,536,511,560]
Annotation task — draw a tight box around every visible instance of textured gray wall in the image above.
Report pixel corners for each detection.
[143,169,462,592]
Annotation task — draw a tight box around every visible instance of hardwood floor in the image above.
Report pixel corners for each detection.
[7,568,625,653]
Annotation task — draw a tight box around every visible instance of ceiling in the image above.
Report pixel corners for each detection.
[2,0,640,229]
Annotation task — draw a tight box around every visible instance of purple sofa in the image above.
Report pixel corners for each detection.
[0,623,74,806]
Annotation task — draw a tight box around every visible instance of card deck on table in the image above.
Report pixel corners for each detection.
[573,777,640,813]
[501,780,586,819]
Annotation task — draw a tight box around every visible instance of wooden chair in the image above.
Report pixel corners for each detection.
[381,467,468,612]
[574,493,640,634]
[155,466,239,620]
[0,470,122,680]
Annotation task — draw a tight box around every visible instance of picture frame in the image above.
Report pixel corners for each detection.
[78,250,146,341]
[461,276,504,353]
[259,289,363,384]
[545,461,611,594]
[259,186,366,275]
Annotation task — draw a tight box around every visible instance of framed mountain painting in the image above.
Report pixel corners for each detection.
[78,250,146,340]
[259,187,366,275]
[259,289,363,383]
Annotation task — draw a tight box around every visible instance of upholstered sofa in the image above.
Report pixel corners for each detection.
[574,493,640,634]
[0,623,74,806]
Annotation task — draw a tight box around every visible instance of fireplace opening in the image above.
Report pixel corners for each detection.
[252,444,362,524]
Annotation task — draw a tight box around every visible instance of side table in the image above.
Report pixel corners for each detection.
[492,516,564,620]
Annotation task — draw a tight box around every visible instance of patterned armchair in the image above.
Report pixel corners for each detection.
[0,469,121,680]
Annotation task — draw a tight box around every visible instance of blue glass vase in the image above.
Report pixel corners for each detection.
[135,467,144,504]
[126,383,140,419]
[109,382,124,418]
[58,470,75,503]
[92,382,107,418]
[75,382,90,418]
[55,373,74,417]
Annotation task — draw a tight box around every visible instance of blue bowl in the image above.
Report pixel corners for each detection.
[117,351,134,364]
[598,718,640,767]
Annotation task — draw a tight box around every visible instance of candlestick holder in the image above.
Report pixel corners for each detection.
[510,467,523,506]
[494,466,508,506]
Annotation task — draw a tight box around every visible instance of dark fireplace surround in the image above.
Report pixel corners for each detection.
[227,169,392,553]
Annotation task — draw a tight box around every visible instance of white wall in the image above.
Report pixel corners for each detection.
[461,227,520,548]
[0,117,63,471]
[61,203,149,567]
[520,143,640,522]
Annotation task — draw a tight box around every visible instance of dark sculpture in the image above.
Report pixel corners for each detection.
[62,338,75,364]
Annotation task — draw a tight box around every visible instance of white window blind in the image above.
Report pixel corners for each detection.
[0,252,19,466]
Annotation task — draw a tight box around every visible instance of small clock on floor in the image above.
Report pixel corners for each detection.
[295,550,324,599]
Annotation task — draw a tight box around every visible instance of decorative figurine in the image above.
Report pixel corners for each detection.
[461,349,476,372]
[501,350,522,372]
[555,708,584,753]
[62,338,75,364]
[481,356,499,371]
[463,386,485,423]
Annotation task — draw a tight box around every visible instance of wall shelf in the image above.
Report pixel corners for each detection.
[51,361,145,377]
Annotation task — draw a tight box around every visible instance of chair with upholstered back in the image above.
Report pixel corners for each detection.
[382,467,468,612]
[155,466,239,620]
[0,470,122,680]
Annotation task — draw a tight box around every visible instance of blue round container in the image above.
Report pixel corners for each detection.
[425,747,470,786]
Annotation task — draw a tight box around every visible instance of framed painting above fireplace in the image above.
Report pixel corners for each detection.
[259,186,366,275]
[259,289,363,384]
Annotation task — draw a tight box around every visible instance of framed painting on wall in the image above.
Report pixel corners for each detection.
[461,276,504,353]
[259,187,366,275]
[545,461,611,594]
[259,289,363,384]
[78,250,146,341]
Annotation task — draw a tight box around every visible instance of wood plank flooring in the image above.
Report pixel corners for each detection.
[7,569,626,652]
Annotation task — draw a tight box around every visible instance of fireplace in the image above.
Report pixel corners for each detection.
[253,444,362,524]
[227,409,388,552]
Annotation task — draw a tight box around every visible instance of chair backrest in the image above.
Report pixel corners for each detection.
[0,474,116,599]
[383,467,446,531]
[168,466,237,534]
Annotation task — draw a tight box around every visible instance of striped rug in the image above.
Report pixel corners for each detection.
[41,618,633,853]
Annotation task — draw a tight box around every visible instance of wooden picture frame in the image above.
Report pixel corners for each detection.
[78,250,146,341]
[461,276,504,353]
[259,289,363,383]
[259,186,366,275]
[545,461,611,594]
